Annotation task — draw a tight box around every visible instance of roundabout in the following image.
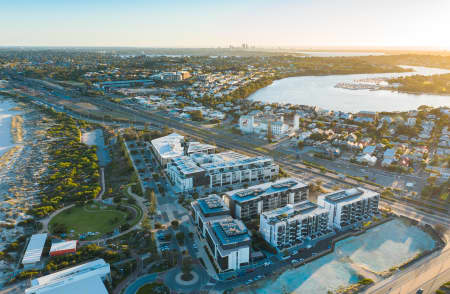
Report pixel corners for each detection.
[124,263,210,294]
[175,270,199,285]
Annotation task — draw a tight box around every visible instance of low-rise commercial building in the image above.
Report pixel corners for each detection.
[223,178,308,220]
[49,240,78,257]
[22,233,47,268]
[151,133,185,167]
[259,201,331,249]
[317,188,379,230]
[204,219,251,271]
[25,259,111,294]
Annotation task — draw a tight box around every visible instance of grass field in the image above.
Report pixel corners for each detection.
[136,282,169,294]
[49,203,129,238]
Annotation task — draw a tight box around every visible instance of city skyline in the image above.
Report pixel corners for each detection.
[1,0,450,49]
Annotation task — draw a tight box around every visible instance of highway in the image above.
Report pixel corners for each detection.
[7,79,450,294]
[10,78,450,223]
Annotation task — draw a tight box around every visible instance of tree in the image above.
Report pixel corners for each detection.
[146,189,157,215]
[176,232,185,245]
[267,121,273,143]
[189,110,203,121]
[181,257,193,280]
[171,220,179,229]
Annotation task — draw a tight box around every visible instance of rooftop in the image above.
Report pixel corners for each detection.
[262,201,328,223]
[225,178,307,203]
[320,188,379,205]
[151,133,184,160]
[212,219,250,246]
[197,194,229,216]
[187,141,216,154]
[49,240,77,253]
[170,156,204,175]
[22,233,47,264]
[26,259,110,294]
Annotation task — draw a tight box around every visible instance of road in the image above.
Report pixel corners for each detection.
[9,78,450,293]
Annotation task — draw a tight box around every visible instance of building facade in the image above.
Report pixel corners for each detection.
[191,194,230,237]
[204,219,251,271]
[223,178,308,220]
[259,201,331,249]
[167,151,279,192]
[150,132,185,168]
[317,188,380,230]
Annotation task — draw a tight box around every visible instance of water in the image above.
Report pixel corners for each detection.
[0,97,21,156]
[248,66,450,112]
[298,51,385,57]
[82,129,111,167]
[246,218,436,294]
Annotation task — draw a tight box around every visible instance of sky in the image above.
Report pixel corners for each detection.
[1,0,449,49]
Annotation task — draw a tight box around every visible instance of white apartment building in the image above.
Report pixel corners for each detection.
[25,259,111,294]
[204,219,251,271]
[239,114,296,137]
[271,121,289,136]
[223,178,308,220]
[317,188,380,230]
[259,201,331,249]
[191,194,230,237]
[167,151,279,192]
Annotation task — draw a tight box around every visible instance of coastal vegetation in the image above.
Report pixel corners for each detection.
[388,73,450,95]
[32,109,101,217]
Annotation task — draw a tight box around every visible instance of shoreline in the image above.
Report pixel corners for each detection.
[0,99,51,258]
[247,66,450,112]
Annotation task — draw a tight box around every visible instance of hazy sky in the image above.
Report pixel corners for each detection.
[1,0,449,48]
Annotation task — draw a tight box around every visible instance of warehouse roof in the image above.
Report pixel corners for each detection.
[22,233,47,264]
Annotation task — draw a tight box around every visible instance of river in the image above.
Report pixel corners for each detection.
[248,66,450,112]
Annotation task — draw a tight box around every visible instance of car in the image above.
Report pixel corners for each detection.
[245,279,253,285]
[416,289,424,294]
[291,259,299,264]
[264,261,271,267]
[292,250,298,255]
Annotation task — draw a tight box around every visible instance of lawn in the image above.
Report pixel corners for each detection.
[49,203,129,238]
[136,282,169,294]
